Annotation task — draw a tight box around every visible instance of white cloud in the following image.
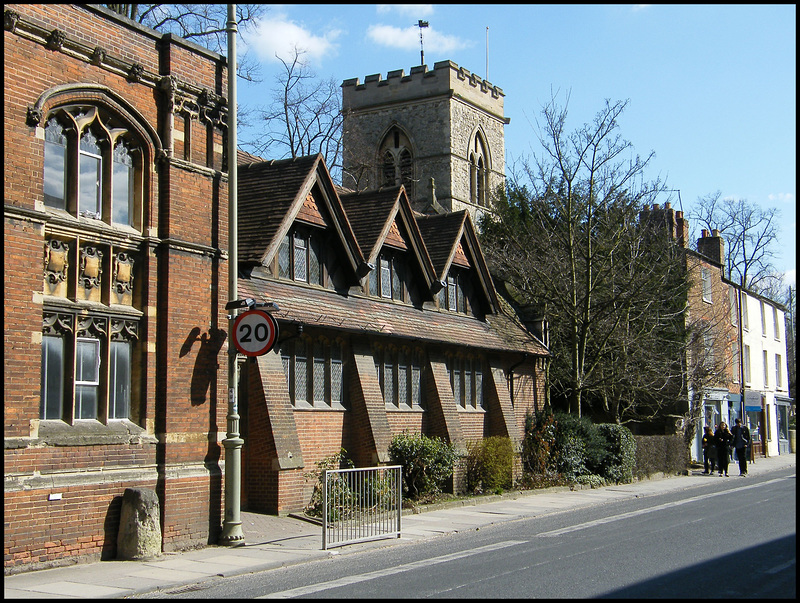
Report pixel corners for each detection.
[367,24,471,53]
[768,192,796,204]
[243,14,342,65]
[784,269,796,287]
[377,5,434,18]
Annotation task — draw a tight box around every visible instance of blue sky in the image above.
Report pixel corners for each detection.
[236,4,796,287]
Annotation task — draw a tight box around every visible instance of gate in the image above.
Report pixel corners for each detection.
[322,465,402,550]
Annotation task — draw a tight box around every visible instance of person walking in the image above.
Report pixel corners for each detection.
[731,418,751,476]
[714,422,733,476]
[702,425,717,475]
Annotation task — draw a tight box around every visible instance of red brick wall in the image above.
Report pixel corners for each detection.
[4,4,229,570]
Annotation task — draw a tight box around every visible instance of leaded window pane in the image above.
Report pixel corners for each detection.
[457,277,465,313]
[40,335,64,420]
[369,266,378,296]
[44,119,67,209]
[331,345,343,404]
[383,152,395,186]
[294,233,307,282]
[392,257,402,300]
[278,234,290,278]
[453,367,461,407]
[109,340,131,419]
[411,364,421,407]
[313,342,325,403]
[112,142,134,226]
[79,131,102,217]
[380,257,391,298]
[448,276,457,311]
[465,363,473,408]
[295,342,307,403]
[384,360,395,404]
[399,149,413,187]
[398,355,408,407]
[309,236,322,286]
[475,368,483,408]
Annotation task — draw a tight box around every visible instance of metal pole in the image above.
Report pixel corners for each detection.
[220,3,244,546]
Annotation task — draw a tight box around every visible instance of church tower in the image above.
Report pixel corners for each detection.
[341,60,508,221]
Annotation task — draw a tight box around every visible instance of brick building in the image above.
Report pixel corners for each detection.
[235,152,548,514]
[4,5,549,572]
[4,4,230,571]
[638,203,792,461]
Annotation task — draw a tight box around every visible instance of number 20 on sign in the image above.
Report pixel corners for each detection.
[232,309,279,356]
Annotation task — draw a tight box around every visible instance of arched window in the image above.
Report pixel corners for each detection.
[469,132,489,207]
[378,127,414,192]
[41,105,143,229]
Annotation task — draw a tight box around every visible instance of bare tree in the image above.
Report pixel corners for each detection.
[480,94,689,423]
[245,48,343,179]
[688,192,780,292]
[104,4,267,82]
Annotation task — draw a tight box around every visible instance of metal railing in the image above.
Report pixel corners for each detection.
[322,465,402,550]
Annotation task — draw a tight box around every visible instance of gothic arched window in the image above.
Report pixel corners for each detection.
[42,105,143,228]
[378,127,414,193]
[469,132,489,207]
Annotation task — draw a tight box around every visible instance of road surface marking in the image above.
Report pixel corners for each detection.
[258,540,526,598]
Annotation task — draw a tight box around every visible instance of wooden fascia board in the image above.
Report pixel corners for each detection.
[311,158,365,272]
[460,218,500,311]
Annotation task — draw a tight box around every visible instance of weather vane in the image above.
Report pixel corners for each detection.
[416,20,429,66]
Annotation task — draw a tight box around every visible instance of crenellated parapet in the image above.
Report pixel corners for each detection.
[343,60,506,121]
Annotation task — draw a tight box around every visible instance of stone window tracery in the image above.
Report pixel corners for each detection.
[378,127,414,193]
[42,104,143,229]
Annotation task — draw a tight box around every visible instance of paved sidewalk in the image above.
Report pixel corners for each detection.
[5,453,795,599]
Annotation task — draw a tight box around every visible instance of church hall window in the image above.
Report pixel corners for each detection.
[447,354,485,410]
[277,226,337,289]
[438,267,473,314]
[375,346,424,410]
[369,249,410,302]
[280,335,347,409]
[41,105,143,229]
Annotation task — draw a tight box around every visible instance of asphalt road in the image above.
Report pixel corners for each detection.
[130,467,796,599]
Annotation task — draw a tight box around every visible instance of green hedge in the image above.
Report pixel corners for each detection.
[521,411,636,485]
[388,432,458,500]
[464,436,515,494]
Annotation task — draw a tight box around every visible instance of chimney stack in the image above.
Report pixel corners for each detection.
[697,228,725,266]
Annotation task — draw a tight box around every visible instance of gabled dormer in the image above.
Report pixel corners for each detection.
[340,186,438,308]
[238,153,367,292]
[416,211,499,319]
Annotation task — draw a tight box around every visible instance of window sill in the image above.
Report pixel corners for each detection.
[457,406,486,413]
[385,404,425,412]
[5,419,156,449]
[293,402,347,412]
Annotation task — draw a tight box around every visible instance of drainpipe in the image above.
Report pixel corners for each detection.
[220,3,244,547]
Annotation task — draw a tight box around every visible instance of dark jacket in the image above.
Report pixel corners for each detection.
[731,423,751,449]
[714,428,733,451]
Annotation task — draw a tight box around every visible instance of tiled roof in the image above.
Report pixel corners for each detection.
[415,212,468,276]
[238,276,548,356]
[339,188,401,260]
[237,155,321,264]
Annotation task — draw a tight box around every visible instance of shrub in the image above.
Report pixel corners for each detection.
[304,448,354,519]
[464,436,515,494]
[633,434,689,479]
[388,432,458,500]
[551,412,609,478]
[597,423,636,484]
[574,474,606,488]
[522,410,557,475]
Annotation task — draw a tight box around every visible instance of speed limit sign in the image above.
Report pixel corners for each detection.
[232,309,279,356]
